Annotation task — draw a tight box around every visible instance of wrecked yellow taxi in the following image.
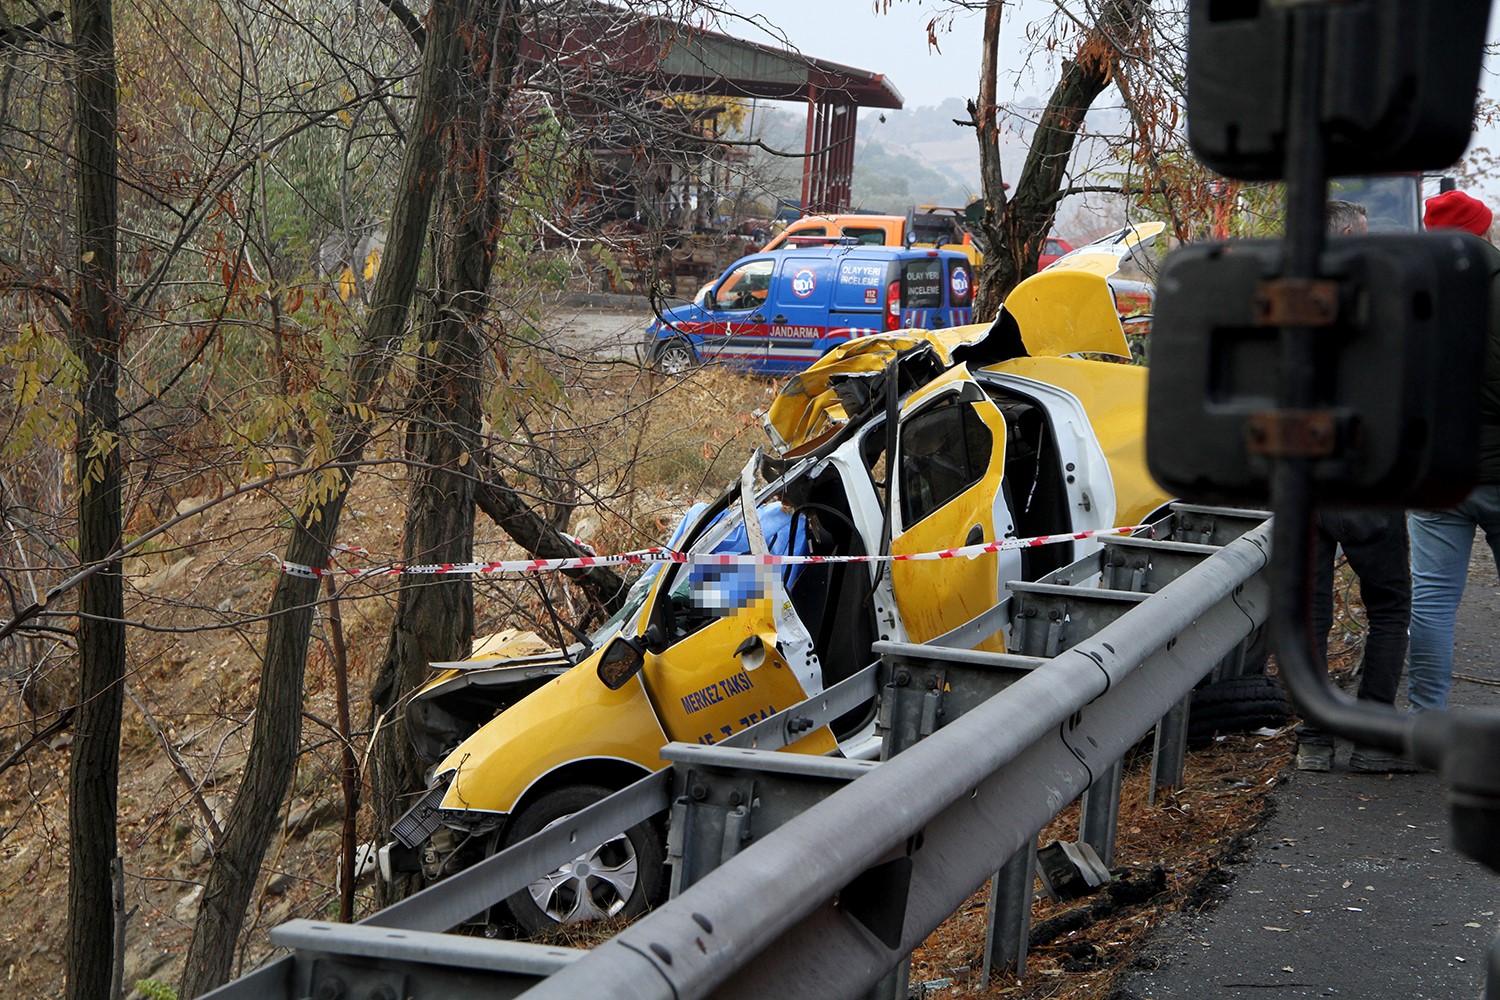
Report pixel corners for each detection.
[380,224,1172,934]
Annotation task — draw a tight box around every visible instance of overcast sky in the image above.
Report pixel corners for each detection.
[716,0,1500,196]
[718,1,997,109]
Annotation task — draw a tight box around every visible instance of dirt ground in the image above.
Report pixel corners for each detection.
[0,360,777,997]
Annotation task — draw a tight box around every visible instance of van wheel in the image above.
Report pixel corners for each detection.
[653,339,696,375]
[500,784,667,937]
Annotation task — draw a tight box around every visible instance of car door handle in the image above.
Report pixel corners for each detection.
[966,524,985,546]
[750,314,764,322]
[771,315,788,324]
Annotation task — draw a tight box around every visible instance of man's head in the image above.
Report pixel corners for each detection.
[1424,189,1493,237]
[1325,200,1368,236]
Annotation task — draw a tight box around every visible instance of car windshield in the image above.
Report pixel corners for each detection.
[1329,176,1421,232]
[585,564,664,649]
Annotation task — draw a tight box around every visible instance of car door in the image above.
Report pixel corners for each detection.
[764,255,835,374]
[702,257,775,370]
[887,365,1021,652]
[637,477,836,752]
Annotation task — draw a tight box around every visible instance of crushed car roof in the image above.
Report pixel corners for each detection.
[764,223,1164,457]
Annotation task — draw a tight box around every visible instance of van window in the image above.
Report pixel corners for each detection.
[844,227,889,246]
[710,259,774,311]
[899,395,993,526]
[901,257,944,310]
[832,258,890,311]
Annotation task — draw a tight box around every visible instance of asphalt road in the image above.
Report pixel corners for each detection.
[534,300,659,362]
[1115,546,1500,999]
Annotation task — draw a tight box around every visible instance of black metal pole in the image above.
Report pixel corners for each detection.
[1268,2,1414,754]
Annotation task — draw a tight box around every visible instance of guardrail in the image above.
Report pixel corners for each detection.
[203,506,1271,1000]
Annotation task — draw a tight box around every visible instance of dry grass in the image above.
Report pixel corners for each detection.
[511,361,782,555]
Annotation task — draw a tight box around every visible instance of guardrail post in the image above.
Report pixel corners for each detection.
[1151,693,1190,804]
[864,957,911,1000]
[982,834,1039,981]
[1078,757,1124,869]
[869,669,931,998]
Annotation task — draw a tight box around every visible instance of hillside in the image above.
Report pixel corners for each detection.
[730,97,1134,237]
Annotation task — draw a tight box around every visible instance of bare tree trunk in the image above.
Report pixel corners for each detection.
[974,0,1151,316]
[65,0,126,993]
[972,0,1012,320]
[369,0,525,907]
[178,2,466,992]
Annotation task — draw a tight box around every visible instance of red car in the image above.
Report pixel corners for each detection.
[1039,235,1075,270]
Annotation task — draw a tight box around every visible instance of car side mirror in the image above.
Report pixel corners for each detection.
[597,636,646,690]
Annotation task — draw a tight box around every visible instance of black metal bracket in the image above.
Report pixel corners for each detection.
[1253,278,1339,327]
[1245,410,1339,458]
[1263,4,1500,893]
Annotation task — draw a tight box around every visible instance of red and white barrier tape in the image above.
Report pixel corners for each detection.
[277,524,1151,581]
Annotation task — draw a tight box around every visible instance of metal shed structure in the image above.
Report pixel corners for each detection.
[526,4,904,214]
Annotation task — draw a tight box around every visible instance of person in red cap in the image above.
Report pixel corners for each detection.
[1406,190,1500,712]
[1423,189,1494,237]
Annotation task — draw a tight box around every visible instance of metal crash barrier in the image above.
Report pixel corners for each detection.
[204,505,1271,1000]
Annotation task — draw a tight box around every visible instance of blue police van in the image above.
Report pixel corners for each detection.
[644,245,975,375]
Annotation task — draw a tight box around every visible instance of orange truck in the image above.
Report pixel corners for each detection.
[762,210,981,263]
[762,208,1077,271]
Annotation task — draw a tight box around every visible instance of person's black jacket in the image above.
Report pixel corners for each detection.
[1481,241,1500,483]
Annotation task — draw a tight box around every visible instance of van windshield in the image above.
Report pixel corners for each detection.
[710,259,774,311]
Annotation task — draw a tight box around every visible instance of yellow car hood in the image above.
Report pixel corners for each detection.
[1003,221,1165,360]
[764,222,1164,456]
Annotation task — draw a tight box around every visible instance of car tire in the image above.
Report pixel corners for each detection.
[653,339,696,375]
[1187,674,1290,747]
[1235,624,1271,676]
[500,784,667,937]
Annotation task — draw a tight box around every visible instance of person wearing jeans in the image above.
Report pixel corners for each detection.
[1408,190,1500,711]
[1406,488,1500,709]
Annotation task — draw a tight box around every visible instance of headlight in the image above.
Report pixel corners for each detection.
[390,777,451,848]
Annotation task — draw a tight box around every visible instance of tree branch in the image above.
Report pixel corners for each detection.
[0,10,63,50]
[0,707,75,780]
[374,0,426,49]
[474,453,629,614]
